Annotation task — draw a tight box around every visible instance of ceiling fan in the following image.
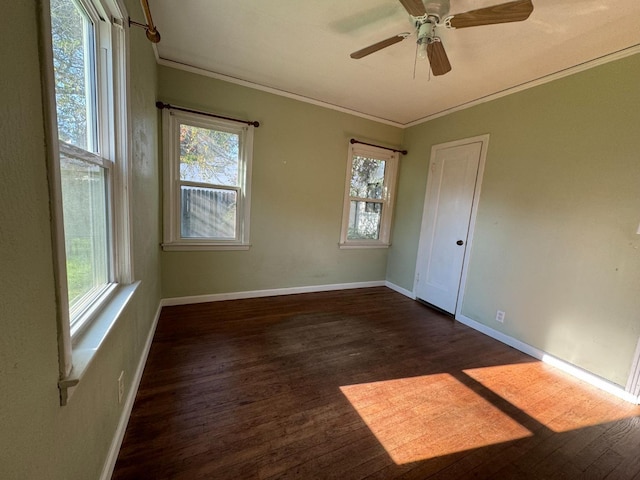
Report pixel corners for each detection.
[350,0,534,76]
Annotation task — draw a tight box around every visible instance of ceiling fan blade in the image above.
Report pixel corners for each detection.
[427,39,452,76]
[399,0,427,17]
[350,34,408,59]
[449,0,533,29]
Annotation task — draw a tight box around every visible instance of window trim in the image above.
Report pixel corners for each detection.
[41,0,134,405]
[162,108,254,251]
[339,143,399,248]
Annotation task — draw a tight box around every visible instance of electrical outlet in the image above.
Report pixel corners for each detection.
[118,371,125,404]
[496,310,505,323]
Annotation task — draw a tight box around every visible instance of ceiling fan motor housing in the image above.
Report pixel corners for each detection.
[417,21,434,46]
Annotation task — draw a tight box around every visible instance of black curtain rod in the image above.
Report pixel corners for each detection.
[350,138,407,155]
[156,102,260,127]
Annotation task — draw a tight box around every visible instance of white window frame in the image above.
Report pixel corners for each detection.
[162,108,254,251]
[339,143,399,248]
[41,0,135,405]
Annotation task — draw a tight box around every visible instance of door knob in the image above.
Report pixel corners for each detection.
[456,240,464,245]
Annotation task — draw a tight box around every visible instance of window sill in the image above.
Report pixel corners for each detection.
[58,281,140,405]
[161,242,251,251]
[339,242,391,249]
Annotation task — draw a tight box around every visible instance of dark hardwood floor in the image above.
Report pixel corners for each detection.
[112,287,640,479]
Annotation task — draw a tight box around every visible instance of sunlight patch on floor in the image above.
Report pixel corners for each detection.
[464,362,640,433]
[340,373,532,464]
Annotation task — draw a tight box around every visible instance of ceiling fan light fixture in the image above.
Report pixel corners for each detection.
[417,39,428,59]
[416,21,434,59]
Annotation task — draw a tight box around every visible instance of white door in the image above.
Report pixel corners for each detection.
[415,136,488,314]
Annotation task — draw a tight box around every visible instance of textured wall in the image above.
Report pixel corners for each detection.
[388,54,640,387]
[158,66,404,298]
[0,1,160,478]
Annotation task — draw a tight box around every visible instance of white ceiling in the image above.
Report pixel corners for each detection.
[149,0,640,126]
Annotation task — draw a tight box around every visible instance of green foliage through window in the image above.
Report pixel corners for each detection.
[350,156,385,199]
[347,156,387,240]
[51,0,95,151]
[180,124,239,186]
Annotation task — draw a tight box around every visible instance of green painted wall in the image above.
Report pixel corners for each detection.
[0,1,160,479]
[1,1,638,475]
[158,66,403,298]
[388,54,640,387]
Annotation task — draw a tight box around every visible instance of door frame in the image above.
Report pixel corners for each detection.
[625,336,640,401]
[414,134,490,318]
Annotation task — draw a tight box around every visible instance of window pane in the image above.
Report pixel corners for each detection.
[350,156,386,199]
[347,201,382,240]
[180,124,239,185]
[60,152,110,310]
[181,186,237,239]
[51,0,96,151]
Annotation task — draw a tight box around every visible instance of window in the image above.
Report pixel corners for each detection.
[340,143,399,248]
[162,109,254,250]
[50,0,129,334]
[45,0,132,401]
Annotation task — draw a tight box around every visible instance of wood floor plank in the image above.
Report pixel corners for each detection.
[112,287,640,479]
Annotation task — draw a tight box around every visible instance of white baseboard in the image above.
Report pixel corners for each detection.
[385,280,415,299]
[161,280,386,306]
[383,284,639,403]
[456,313,640,405]
[100,303,163,480]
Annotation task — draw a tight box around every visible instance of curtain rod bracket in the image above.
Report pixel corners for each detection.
[350,138,407,155]
[129,18,161,43]
[156,102,260,128]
